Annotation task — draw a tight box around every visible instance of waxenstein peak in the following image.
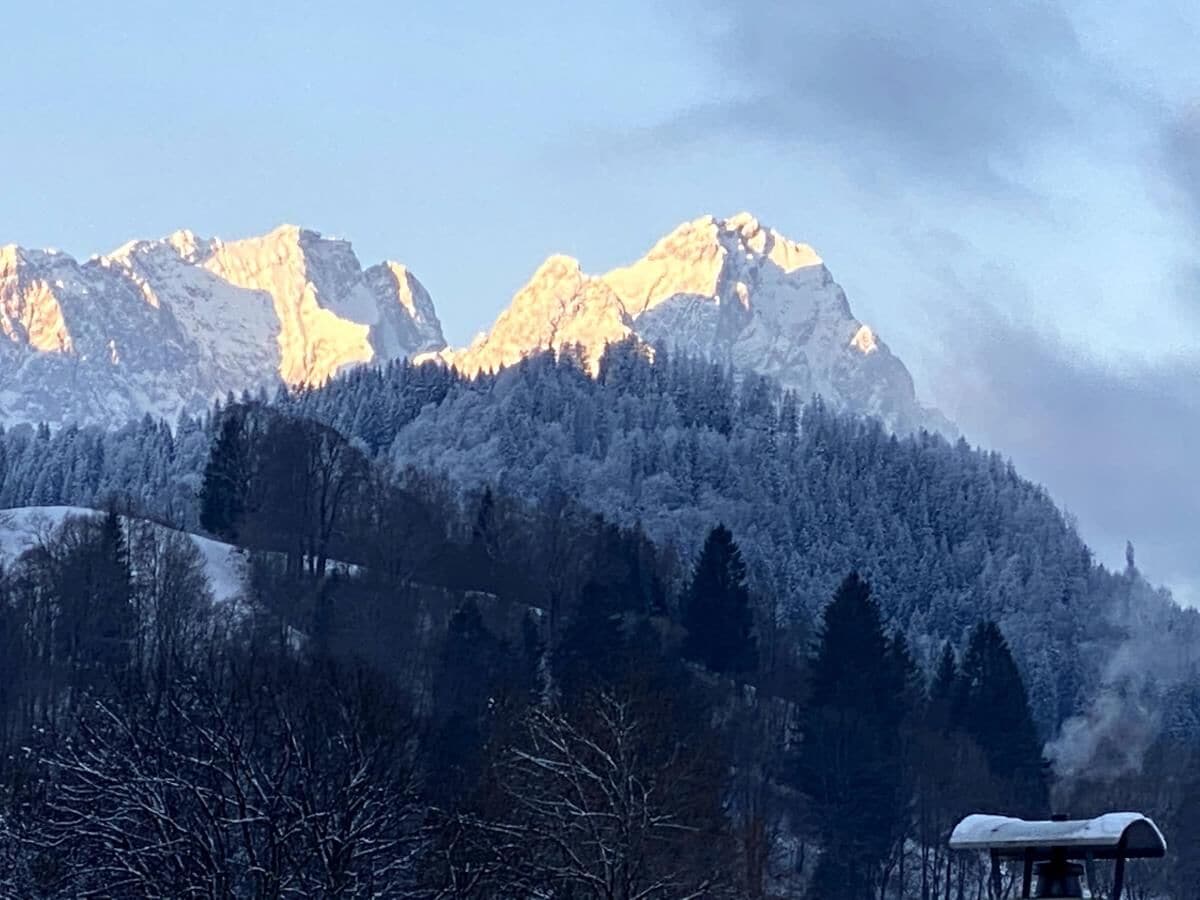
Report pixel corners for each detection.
[0,225,446,427]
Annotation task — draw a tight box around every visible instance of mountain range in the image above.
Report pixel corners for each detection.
[0,226,443,426]
[2,214,944,432]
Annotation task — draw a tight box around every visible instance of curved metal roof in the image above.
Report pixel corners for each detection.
[949,813,1167,860]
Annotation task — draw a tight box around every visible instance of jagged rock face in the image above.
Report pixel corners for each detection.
[363,261,446,361]
[444,255,633,376]
[438,213,946,433]
[0,227,445,427]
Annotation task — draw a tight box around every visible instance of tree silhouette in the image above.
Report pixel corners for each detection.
[799,572,911,900]
[955,621,1049,817]
[199,407,253,542]
[681,525,757,676]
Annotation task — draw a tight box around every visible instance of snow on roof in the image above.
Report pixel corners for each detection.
[950,813,1166,859]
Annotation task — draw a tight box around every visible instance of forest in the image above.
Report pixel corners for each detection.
[1,343,1198,898]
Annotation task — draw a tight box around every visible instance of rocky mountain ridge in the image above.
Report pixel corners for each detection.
[2,214,944,433]
[435,213,945,433]
[0,226,445,426]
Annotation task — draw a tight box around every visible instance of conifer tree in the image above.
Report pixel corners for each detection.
[199,408,252,541]
[429,599,510,805]
[471,487,500,560]
[799,572,910,900]
[887,630,923,711]
[955,621,1048,817]
[53,511,135,689]
[554,579,631,699]
[94,507,134,677]
[927,641,959,732]
[681,525,757,676]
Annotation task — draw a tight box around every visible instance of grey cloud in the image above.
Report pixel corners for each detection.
[661,0,1096,190]
[1161,105,1200,226]
[932,300,1200,601]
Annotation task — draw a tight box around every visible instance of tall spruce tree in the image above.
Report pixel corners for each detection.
[799,572,911,900]
[428,599,512,805]
[471,487,499,558]
[955,621,1049,817]
[53,511,135,689]
[199,409,252,542]
[94,508,134,677]
[681,525,757,676]
[927,641,959,733]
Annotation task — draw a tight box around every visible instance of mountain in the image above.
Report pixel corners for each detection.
[2,213,945,434]
[0,226,445,427]
[437,213,947,433]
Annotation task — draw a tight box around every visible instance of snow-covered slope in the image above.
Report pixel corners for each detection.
[439,213,946,433]
[0,227,445,427]
[0,506,245,602]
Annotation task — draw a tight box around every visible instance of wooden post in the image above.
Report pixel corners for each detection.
[1112,853,1126,900]
[1021,850,1033,899]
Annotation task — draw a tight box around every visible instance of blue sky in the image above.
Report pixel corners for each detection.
[3,1,1197,601]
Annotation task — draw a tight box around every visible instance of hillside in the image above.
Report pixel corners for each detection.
[0,506,245,603]
[1,346,1196,899]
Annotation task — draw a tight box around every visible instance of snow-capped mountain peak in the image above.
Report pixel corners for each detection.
[439,212,943,433]
[0,226,447,427]
[364,260,445,360]
[2,214,946,434]
[166,228,204,260]
[440,253,632,376]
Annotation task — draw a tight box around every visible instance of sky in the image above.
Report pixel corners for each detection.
[2,1,1197,602]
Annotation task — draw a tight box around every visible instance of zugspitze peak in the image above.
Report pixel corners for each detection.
[438,213,945,433]
[1,214,943,433]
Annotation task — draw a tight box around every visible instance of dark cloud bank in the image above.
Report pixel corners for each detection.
[663,0,1092,189]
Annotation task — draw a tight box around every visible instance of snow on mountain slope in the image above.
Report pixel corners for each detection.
[440,213,947,433]
[3,213,944,433]
[204,226,374,386]
[0,227,446,427]
[445,255,633,376]
[0,506,245,602]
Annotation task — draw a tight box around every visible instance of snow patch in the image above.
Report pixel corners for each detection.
[850,324,878,355]
[0,506,246,603]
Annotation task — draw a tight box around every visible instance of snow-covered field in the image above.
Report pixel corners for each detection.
[0,506,245,602]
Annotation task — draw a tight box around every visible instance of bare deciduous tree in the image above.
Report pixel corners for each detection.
[440,690,735,900]
[19,670,427,899]
[245,417,369,578]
